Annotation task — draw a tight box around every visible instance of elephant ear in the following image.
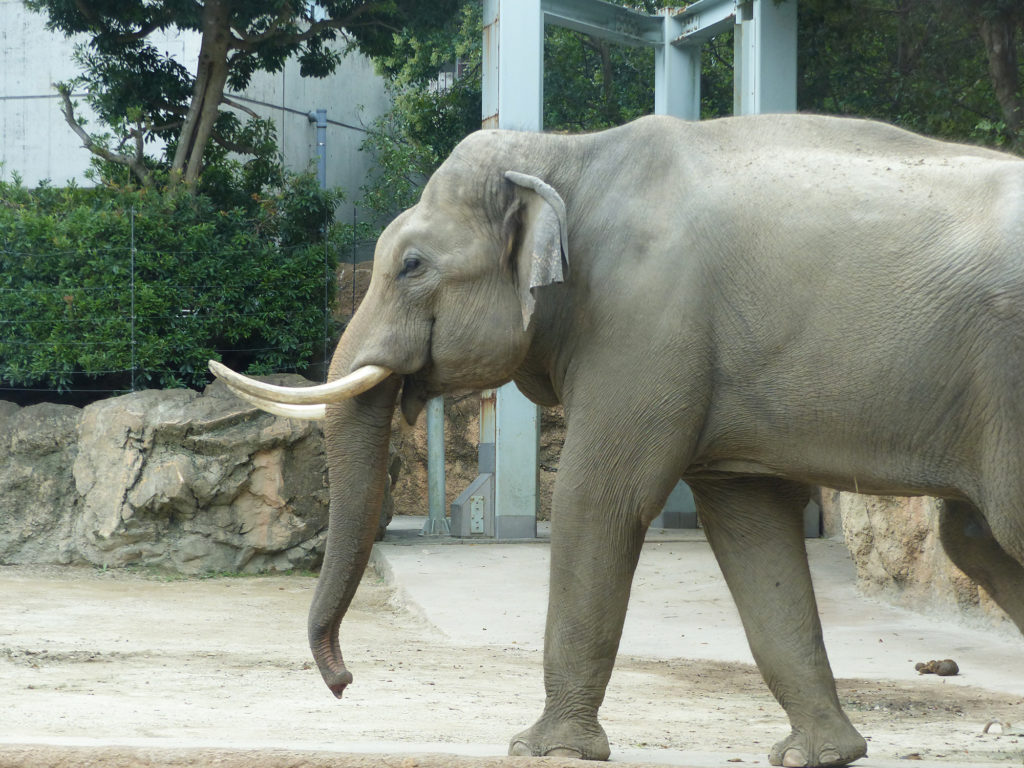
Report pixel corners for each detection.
[503,170,569,330]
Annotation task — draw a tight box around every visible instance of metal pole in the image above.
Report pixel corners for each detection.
[481,0,542,538]
[323,211,330,382]
[130,206,136,392]
[422,396,450,535]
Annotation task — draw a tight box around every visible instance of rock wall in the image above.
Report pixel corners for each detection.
[822,490,1011,629]
[0,379,339,574]
[0,401,82,565]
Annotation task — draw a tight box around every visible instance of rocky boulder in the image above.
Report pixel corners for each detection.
[0,378,352,574]
[73,382,330,573]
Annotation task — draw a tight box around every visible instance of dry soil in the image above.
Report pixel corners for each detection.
[0,564,1022,768]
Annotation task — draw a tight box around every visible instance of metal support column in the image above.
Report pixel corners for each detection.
[655,10,699,120]
[734,0,797,115]
[483,0,543,131]
[459,0,799,538]
[423,396,450,535]
[480,0,542,538]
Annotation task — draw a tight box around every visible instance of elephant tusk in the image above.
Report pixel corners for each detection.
[226,386,327,420]
[208,360,393,404]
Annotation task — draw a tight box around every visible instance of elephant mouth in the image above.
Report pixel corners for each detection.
[397,319,438,424]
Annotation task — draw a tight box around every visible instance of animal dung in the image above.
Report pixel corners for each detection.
[914,659,959,676]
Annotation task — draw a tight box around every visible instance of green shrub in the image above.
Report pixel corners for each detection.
[0,172,343,398]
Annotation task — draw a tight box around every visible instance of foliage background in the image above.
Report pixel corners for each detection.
[0,172,340,400]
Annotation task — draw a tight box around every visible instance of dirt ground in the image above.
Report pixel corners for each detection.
[1,564,1022,768]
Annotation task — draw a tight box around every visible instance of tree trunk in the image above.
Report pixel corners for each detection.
[978,8,1023,137]
[596,40,618,126]
[171,0,233,188]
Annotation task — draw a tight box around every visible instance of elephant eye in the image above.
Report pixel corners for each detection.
[400,255,422,277]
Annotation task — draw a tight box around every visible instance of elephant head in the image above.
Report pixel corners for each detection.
[209,131,569,697]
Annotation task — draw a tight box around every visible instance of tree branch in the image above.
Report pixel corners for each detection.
[231,7,293,49]
[229,5,400,53]
[71,0,108,32]
[221,95,261,120]
[57,87,153,187]
[71,0,161,43]
[209,129,257,155]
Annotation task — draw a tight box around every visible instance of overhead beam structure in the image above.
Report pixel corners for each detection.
[542,0,664,46]
[445,0,797,539]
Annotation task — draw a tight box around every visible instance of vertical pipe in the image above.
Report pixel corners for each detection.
[423,396,450,535]
[351,207,357,317]
[478,388,496,474]
[315,109,327,189]
[308,109,327,189]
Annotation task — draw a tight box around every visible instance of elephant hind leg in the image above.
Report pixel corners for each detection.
[939,499,1024,634]
[691,476,867,768]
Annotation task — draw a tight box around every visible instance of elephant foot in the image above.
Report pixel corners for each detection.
[508,715,610,761]
[769,726,867,767]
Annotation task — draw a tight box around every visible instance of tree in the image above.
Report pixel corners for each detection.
[800,0,1024,149]
[969,0,1024,140]
[28,0,461,191]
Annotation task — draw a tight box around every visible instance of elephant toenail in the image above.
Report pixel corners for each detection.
[782,748,809,767]
[508,740,534,757]
[819,747,842,765]
[545,746,583,758]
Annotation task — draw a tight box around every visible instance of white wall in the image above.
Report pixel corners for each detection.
[0,0,391,219]
[0,0,96,186]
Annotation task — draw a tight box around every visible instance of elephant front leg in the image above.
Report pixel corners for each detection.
[691,477,868,768]
[509,479,650,760]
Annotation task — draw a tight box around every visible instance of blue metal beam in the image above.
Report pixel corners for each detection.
[673,0,739,44]
[541,0,664,47]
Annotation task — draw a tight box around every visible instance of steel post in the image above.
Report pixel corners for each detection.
[423,396,450,535]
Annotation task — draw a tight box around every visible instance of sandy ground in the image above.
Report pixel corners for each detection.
[0,559,1022,768]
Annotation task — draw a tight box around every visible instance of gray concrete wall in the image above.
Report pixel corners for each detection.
[233,50,391,221]
[0,0,96,186]
[0,0,390,217]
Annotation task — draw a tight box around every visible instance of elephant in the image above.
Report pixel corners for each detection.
[210,113,1024,768]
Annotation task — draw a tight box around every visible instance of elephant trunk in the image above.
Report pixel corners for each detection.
[307,329,400,697]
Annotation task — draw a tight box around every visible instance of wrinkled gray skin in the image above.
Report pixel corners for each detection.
[309,114,1024,768]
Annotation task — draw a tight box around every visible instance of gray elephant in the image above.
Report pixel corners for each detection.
[210,113,1024,768]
